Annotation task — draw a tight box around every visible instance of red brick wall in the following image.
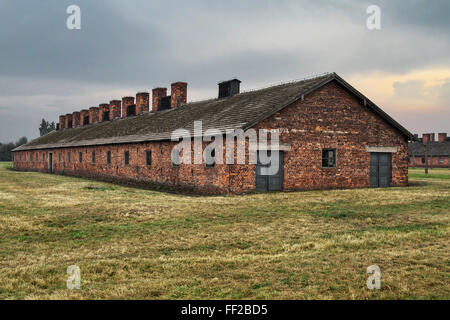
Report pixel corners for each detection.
[229,81,409,193]
[72,112,81,128]
[99,104,110,122]
[136,93,150,114]
[122,97,135,117]
[171,82,188,108]
[409,155,450,168]
[89,107,100,124]
[109,101,121,120]
[152,88,167,112]
[13,81,409,194]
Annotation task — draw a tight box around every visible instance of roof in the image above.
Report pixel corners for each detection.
[408,141,450,156]
[14,72,415,152]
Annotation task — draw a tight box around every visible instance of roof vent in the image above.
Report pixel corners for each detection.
[218,79,241,99]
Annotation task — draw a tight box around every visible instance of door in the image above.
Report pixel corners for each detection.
[49,153,53,174]
[256,151,284,192]
[370,153,391,188]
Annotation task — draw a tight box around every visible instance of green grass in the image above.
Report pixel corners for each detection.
[409,168,450,180]
[0,162,449,300]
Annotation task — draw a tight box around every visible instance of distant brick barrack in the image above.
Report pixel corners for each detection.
[13,73,415,194]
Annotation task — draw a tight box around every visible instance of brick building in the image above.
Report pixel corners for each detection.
[409,133,450,168]
[13,73,414,194]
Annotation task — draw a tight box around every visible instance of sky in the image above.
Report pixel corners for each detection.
[0,0,449,142]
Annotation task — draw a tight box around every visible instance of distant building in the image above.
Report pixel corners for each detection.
[13,73,414,194]
[409,133,450,168]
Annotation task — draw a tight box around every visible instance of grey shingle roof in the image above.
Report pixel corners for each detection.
[14,73,415,152]
[408,142,450,156]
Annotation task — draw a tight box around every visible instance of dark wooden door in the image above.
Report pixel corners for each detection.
[370,153,391,188]
[256,151,284,192]
[49,153,53,174]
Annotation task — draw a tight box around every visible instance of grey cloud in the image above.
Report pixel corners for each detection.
[0,0,449,141]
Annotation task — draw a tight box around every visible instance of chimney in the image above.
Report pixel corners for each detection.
[65,113,73,129]
[152,88,167,112]
[110,100,121,119]
[438,133,447,142]
[122,96,135,118]
[218,79,241,99]
[72,112,81,128]
[99,103,110,122]
[171,82,188,109]
[136,92,150,114]
[89,107,100,124]
[81,109,90,126]
[59,115,66,130]
[414,134,419,141]
[430,133,435,142]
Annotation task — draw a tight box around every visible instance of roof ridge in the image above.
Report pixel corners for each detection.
[185,72,334,105]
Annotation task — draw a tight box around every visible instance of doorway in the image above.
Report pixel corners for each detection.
[370,153,391,188]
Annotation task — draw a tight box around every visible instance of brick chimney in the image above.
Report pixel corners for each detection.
[65,113,73,129]
[438,133,447,142]
[136,92,150,114]
[99,103,110,122]
[171,82,188,109]
[152,88,167,112]
[89,107,100,124]
[59,115,66,130]
[422,133,431,143]
[72,112,81,128]
[122,97,135,118]
[110,100,121,119]
[81,109,90,126]
[218,79,241,99]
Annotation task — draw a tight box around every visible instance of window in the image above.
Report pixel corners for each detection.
[35,153,38,161]
[206,148,216,168]
[92,151,96,164]
[439,158,444,164]
[83,116,89,126]
[171,149,180,167]
[79,152,83,163]
[59,153,61,163]
[42,153,45,162]
[102,112,110,122]
[322,149,336,168]
[124,151,130,165]
[146,150,152,166]
[68,152,71,163]
[421,157,425,164]
[107,151,111,165]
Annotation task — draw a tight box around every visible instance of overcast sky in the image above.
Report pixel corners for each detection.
[0,0,449,142]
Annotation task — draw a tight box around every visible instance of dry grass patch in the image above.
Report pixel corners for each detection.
[0,162,449,300]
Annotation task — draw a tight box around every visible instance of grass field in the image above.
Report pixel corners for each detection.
[0,162,448,300]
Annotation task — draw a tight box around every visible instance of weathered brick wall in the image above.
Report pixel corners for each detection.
[13,140,231,194]
[13,81,409,194]
[409,156,450,168]
[228,81,409,193]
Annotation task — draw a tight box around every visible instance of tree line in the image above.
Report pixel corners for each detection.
[0,137,28,161]
[0,118,56,161]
